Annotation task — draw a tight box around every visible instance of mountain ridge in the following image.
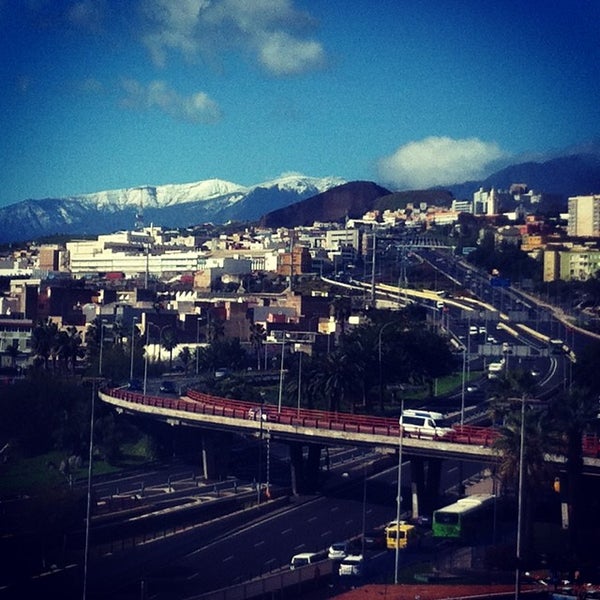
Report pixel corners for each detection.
[1,152,600,244]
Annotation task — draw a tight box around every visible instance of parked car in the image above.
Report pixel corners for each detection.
[159,380,177,394]
[289,552,322,570]
[338,554,365,577]
[247,407,269,421]
[328,541,349,560]
[362,529,385,549]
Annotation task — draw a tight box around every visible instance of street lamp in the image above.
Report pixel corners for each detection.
[296,350,303,417]
[143,322,153,396]
[195,316,201,375]
[257,392,265,505]
[460,345,467,425]
[394,398,404,584]
[98,319,108,377]
[378,321,398,408]
[515,394,526,600]
[277,334,286,413]
[129,317,138,381]
[82,375,103,600]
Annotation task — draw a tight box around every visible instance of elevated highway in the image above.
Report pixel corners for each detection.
[100,387,600,471]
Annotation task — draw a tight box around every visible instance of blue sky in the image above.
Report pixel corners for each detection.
[1,0,599,208]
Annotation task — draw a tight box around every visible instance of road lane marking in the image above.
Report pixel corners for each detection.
[254,540,265,548]
[223,555,234,562]
[321,530,332,537]
[281,528,292,535]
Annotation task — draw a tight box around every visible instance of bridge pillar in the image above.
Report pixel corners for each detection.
[411,457,425,520]
[407,457,443,519]
[423,458,442,513]
[288,443,322,494]
[305,444,322,493]
[289,442,304,496]
[198,430,232,480]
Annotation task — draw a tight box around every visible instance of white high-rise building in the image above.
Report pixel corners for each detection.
[568,195,600,237]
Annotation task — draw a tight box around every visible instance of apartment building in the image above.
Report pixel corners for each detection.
[568,194,600,237]
[543,243,600,282]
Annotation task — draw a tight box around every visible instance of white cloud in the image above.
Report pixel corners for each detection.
[67,0,105,32]
[378,137,507,189]
[140,0,326,76]
[258,31,324,75]
[121,79,222,124]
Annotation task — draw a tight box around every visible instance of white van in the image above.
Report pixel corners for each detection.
[399,411,452,438]
[402,409,444,422]
[290,552,320,570]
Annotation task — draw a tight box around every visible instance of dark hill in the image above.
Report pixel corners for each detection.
[259,181,392,227]
[448,153,600,199]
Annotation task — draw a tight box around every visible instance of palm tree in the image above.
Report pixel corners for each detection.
[207,317,225,343]
[492,400,555,558]
[57,326,83,373]
[547,386,599,562]
[31,318,59,370]
[160,326,178,371]
[4,342,21,370]
[316,349,359,412]
[329,295,351,338]
[248,322,266,370]
[178,346,192,373]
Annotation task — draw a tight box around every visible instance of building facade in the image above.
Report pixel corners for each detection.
[568,195,600,237]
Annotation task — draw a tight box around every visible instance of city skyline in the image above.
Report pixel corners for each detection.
[1,0,599,209]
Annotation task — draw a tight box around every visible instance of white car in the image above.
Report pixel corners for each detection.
[339,555,364,577]
[247,407,269,421]
[327,542,349,560]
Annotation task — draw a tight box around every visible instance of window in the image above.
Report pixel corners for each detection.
[435,512,458,525]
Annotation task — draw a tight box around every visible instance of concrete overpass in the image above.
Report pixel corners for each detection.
[99,387,600,511]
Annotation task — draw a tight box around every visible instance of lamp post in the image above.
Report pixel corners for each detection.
[361,461,367,556]
[143,322,152,396]
[277,334,286,413]
[98,319,108,377]
[82,375,103,600]
[378,321,397,409]
[195,316,201,375]
[257,392,265,504]
[460,346,467,425]
[515,394,526,600]
[296,350,302,417]
[82,381,95,600]
[129,317,138,381]
[394,398,404,584]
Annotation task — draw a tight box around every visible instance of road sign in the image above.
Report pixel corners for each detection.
[490,276,511,288]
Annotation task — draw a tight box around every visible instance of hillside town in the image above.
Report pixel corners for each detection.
[0,187,599,372]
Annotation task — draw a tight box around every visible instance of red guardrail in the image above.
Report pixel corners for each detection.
[104,387,600,456]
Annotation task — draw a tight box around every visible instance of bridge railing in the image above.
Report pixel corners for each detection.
[103,387,600,457]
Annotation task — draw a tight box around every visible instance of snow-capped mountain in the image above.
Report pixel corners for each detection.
[0,175,346,243]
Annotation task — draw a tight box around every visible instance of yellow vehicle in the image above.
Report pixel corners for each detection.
[384,520,417,550]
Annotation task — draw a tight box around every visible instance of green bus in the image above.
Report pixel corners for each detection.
[432,494,496,540]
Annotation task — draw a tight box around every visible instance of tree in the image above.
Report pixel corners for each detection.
[248,322,266,370]
[547,386,599,563]
[160,326,179,371]
[208,317,225,343]
[315,349,360,412]
[31,318,59,370]
[4,341,21,370]
[329,295,352,337]
[492,400,555,559]
[56,326,84,373]
[178,346,192,373]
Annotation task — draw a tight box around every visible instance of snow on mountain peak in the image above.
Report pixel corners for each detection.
[254,173,346,193]
[69,175,344,211]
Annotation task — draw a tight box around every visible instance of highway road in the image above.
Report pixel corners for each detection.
[89,452,486,600]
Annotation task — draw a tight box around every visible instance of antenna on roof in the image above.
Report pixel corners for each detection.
[134,187,145,231]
